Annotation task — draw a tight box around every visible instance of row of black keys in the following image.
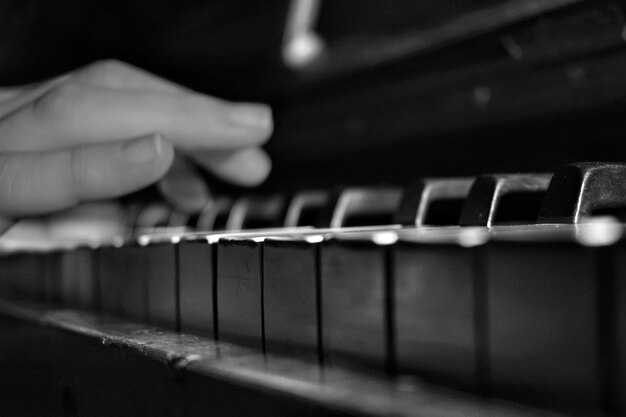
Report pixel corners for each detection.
[1,162,626,416]
[132,162,625,235]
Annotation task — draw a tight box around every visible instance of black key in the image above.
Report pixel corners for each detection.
[460,173,552,226]
[539,162,626,223]
[330,187,402,228]
[134,203,172,234]
[283,191,332,228]
[226,195,287,230]
[196,197,232,231]
[122,202,145,241]
[395,178,474,226]
[168,210,192,231]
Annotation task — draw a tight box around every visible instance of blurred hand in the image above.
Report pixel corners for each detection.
[0,60,273,234]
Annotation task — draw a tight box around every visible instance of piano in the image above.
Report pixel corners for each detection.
[1,0,626,416]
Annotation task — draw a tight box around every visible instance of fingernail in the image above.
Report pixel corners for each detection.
[228,105,272,129]
[122,134,164,164]
[157,175,209,213]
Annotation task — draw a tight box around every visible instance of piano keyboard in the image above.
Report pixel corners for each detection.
[1,161,626,416]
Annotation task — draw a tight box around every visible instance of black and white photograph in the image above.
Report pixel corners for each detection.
[0,0,625,416]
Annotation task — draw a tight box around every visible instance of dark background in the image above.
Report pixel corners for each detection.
[1,0,626,192]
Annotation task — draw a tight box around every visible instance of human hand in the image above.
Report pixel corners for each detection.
[0,60,273,234]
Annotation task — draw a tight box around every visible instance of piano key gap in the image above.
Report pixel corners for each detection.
[295,205,331,228]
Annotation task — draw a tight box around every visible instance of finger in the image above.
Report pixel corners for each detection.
[46,202,127,245]
[0,87,27,102]
[191,147,272,187]
[0,59,183,118]
[157,154,210,213]
[0,84,273,152]
[0,134,173,217]
[72,60,188,93]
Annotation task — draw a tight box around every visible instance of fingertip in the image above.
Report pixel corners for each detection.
[225,103,274,145]
[152,133,175,169]
[192,147,272,187]
[228,103,273,129]
[238,147,272,186]
[157,154,210,213]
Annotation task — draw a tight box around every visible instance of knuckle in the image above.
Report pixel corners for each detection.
[92,58,127,70]
[79,59,130,81]
[32,84,84,124]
